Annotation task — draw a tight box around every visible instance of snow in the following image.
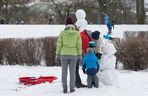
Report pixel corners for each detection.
[99,41,117,85]
[0,65,148,96]
[0,25,148,39]
[0,24,148,96]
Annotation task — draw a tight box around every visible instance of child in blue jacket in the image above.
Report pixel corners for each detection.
[104,14,114,35]
[82,48,99,88]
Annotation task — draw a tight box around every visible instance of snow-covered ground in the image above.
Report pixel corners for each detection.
[0,65,148,96]
[0,25,148,39]
[0,25,148,96]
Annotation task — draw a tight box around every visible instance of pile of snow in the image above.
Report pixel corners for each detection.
[0,24,148,96]
[98,40,118,85]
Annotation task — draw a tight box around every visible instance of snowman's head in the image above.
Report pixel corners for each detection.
[75,9,86,20]
[101,41,116,55]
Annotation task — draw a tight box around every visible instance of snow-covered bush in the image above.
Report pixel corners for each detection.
[116,32,148,70]
[0,37,57,66]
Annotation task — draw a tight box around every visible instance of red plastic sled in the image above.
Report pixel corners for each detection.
[19,76,57,85]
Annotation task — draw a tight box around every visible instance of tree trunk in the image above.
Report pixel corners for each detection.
[97,0,107,24]
[136,0,145,24]
[136,0,140,23]
[140,0,145,24]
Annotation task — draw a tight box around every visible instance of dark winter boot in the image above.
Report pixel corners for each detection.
[70,89,75,93]
[76,84,87,88]
[63,89,67,94]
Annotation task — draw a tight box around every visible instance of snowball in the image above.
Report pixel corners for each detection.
[100,55,116,70]
[101,42,116,55]
[75,9,86,20]
[75,20,88,32]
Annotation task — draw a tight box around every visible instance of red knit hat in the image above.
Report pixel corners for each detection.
[65,16,74,25]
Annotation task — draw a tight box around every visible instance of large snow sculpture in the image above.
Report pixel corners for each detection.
[98,40,118,85]
[75,9,88,32]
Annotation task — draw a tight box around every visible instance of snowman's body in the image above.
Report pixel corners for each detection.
[98,40,118,85]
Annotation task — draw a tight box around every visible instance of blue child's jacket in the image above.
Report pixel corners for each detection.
[104,15,114,29]
[82,51,99,74]
[104,15,109,25]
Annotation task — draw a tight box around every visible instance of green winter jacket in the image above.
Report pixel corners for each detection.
[56,25,82,56]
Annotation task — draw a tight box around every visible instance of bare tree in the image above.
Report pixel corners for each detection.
[96,0,107,23]
[1,0,146,24]
[136,0,145,24]
[0,0,31,24]
[96,0,137,24]
[49,0,74,24]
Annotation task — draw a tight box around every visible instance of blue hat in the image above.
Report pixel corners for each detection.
[88,41,96,48]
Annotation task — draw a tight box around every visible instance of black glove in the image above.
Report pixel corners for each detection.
[95,53,102,59]
[97,68,99,72]
[82,68,85,74]
[112,23,114,29]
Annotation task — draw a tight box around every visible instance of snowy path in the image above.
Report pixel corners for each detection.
[0,65,148,96]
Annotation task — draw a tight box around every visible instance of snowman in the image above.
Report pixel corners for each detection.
[75,9,88,32]
[98,39,118,85]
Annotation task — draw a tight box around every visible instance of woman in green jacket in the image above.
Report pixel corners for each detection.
[55,17,82,94]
